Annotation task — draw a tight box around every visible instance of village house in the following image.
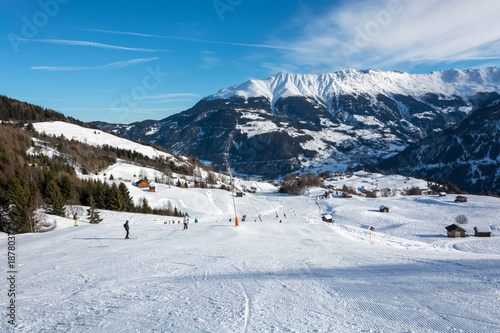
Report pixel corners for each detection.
[455,196,468,203]
[474,226,492,237]
[379,205,389,213]
[135,179,150,189]
[445,224,467,238]
[248,185,258,194]
[322,215,333,223]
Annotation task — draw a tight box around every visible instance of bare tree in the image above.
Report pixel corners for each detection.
[455,214,468,225]
[66,205,83,219]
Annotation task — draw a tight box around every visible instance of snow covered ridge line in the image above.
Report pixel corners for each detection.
[32,121,181,162]
[207,67,500,106]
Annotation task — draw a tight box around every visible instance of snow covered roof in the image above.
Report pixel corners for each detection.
[322,215,333,219]
[379,205,388,209]
[474,226,492,233]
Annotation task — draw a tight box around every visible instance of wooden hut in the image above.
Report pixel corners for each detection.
[455,196,468,203]
[474,226,492,237]
[136,180,150,189]
[322,215,333,223]
[149,186,156,193]
[379,205,389,213]
[445,224,466,238]
[236,192,244,197]
[439,192,447,197]
[342,192,352,198]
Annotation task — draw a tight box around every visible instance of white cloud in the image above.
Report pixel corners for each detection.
[31,57,159,71]
[79,28,308,51]
[142,93,200,100]
[13,38,169,52]
[279,0,500,71]
[140,93,201,103]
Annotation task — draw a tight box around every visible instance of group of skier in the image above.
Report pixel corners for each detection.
[123,216,198,238]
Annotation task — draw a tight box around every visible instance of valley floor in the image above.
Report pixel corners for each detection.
[1,190,499,332]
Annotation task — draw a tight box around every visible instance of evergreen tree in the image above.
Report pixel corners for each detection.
[7,171,37,233]
[0,176,11,233]
[87,195,102,224]
[118,182,134,211]
[94,181,107,209]
[44,180,66,216]
[107,183,125,211]
[57,175,73,200]
[141,197,152,214]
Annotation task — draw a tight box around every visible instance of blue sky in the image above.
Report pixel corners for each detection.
[2,0,500,123]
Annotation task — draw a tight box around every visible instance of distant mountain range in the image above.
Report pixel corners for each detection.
[93,67,500,192]
[377,93,500,193]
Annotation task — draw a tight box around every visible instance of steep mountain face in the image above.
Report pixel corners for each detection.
[377,93,500,193]
[94,67,500,177]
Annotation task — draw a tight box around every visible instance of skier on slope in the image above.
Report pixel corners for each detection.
[183,216,189,230]
[124,220,130,239]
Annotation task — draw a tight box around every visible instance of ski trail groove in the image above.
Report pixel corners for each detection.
[237,282,250,333]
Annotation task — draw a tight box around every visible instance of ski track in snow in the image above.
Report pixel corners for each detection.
[1,184,500,332]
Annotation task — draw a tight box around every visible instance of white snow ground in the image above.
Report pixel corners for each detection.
[1,181,499,332]
[32,122,176,161]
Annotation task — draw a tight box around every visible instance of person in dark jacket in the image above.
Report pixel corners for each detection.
[124,220,130,239]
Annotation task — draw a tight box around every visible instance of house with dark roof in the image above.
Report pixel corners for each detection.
[445,224,466,238]
[379,205,389,213]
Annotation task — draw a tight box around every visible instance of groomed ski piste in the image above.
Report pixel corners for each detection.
[2,170,500,332]
[2,122,499,332]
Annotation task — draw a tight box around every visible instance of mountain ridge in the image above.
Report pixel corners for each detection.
[92,67,500,190]
[207,67,500,109]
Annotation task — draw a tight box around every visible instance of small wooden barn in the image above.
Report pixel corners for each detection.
[342,192,352,198]
[236,192,244,197]
[136,180,150,189]
[149,186,156,193]
[322,215,333,223]
[455,196,468,203]
[474,226,492,237]
[445,224,466,238]
[439,192,447,197]
[379,205,389,213]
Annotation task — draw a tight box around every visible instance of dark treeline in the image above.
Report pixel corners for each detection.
[279,172,325,195]
[0,95,91,128]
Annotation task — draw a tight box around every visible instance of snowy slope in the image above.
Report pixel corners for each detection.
[2,178,500,332]
[33,121,176,161]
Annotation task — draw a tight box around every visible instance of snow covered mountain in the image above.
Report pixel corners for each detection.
[377,93,500,193]
[94,67,500,177]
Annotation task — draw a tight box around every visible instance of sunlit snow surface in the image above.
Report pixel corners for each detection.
[2,175,499,332]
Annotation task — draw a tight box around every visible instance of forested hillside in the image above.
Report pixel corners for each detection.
[0,97,216,234]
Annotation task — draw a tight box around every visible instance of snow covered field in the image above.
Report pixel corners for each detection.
[2,180,499,332]
[32,121,177,161]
